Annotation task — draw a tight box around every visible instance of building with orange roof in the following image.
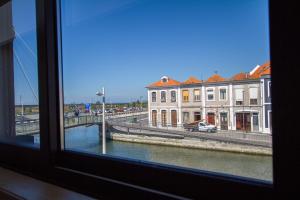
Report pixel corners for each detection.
[146,62,272,133]
[206,74,226,83]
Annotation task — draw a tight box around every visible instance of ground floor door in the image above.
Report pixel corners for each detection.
[171,110,177,127]
[207,113,215,125]
[220,112,228,130]
[161,110,167,127]
[252,113,259,132]
[152,110,157,126]
[236,113,251,132]
[194,112,201,122]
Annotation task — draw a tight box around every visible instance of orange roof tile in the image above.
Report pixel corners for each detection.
[206,74,226,83]
[250,61,271,79]
[231,72,249,81]
[147,77,181,88]
[181,76,202,85]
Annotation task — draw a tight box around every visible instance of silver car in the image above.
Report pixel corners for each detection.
[198,122,217,133]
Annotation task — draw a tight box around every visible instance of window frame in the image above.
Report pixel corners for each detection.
[170,90,176,102]
[1,0,299,197]
[193,89,201,102]
[151,91,157,102]
[182,89,189,102]
[206,87,215,101]
[249,87,259,105]
[219,87,227,101]
[160,90,167,103]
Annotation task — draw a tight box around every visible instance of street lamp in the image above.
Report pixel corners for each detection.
[96,87,106,154]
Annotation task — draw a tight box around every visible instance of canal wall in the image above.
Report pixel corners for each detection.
[109,130,272,156]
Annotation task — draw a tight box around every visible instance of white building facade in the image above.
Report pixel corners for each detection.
[146,62,271,134]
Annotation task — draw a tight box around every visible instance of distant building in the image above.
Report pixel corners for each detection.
[146,62,271,134]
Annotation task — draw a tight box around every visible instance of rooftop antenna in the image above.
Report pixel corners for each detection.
[214,70,218,74]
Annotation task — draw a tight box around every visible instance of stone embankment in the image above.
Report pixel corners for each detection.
[109,127,272,156]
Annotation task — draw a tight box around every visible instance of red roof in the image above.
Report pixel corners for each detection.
[147,61,270,88]
[231,72,248,81]
[206,74,226,83]
[181,76,202,85]
[249,61,271,79]
[147,77,181,88]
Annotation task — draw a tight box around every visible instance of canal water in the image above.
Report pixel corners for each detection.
[65,125,272,181]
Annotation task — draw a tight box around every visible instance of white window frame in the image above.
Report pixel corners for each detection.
[170,90,177,103]
[182,89,189,102]
[219,87,227,101]
[235,88,244,106]
[193,89,201,102]
[249,87,259,105]
[160,90,167,103]
[151,91,157,102]
[206,87,215,101]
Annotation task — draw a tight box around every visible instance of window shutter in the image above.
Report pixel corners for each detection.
[249,88,258,99]
[235,89,243,100]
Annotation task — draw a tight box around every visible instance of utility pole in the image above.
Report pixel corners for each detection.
[242,90,246,136]
[96,87,106,154]
[20,95,24,117]
[102,87,106,154]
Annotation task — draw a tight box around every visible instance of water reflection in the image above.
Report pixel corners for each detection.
[65,125,272,181]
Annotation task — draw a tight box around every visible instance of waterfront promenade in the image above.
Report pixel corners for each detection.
[15,111,272,155]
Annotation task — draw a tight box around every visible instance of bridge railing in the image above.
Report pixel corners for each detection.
[16,120,40,135]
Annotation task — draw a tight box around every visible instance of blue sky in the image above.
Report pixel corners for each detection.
[12,0,269,104]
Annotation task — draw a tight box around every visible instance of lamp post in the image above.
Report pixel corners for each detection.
[96,87,106,154]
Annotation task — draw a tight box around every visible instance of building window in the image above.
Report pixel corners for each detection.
[250,99,258,105]
[182,90,189,102]
[161,91,166,102]
[194,89,201,101]
[152,92,156,102]
[219,88,227,100]
[207,88,215,101]
[171,91,176,102]
[235,89,244,105]
[249,87,258,105]
[183,112,190,123]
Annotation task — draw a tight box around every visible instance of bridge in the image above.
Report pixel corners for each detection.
[15,111,148,135]
[15,110,271,148]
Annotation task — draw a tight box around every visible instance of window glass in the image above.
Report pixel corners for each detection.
[194,89,201,101]
[161,91,166,102]
[171,91,176,102]
[151,92,156,102]
[220,88,227,100]
[0,0,39,147]
[207,89,215,101]
[59,0,272,182]
[182,90,189,102]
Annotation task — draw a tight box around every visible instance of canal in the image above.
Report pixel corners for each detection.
[65,125,272,181]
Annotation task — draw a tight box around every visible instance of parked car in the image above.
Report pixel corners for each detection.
[184,120,217,133]
[198,122,217,133]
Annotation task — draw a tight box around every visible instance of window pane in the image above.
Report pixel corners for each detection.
[59,0,272,182]
[0,0,39,147]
